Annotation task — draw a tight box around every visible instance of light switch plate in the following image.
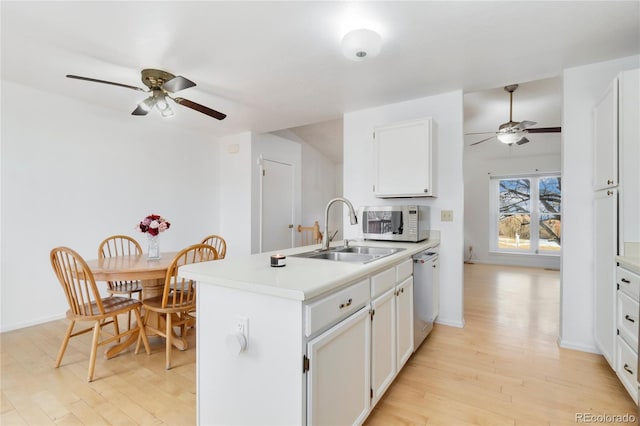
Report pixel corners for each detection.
[441,210,454,222]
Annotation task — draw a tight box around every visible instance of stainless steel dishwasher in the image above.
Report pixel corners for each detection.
[412,248,439,350]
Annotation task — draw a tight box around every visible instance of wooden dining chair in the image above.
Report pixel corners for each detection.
[136,243,219,370]
[297,221,323,246]
[50,247,151,382]
[200,234,227,259]
[98,235,143,329]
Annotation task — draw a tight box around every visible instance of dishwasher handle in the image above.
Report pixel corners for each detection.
[413,252,438,264]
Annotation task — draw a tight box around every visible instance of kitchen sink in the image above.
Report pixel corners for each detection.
[292,245,405,264]
[333,246,405,256]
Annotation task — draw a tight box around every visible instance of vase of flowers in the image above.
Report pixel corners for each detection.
[136,214,171,260]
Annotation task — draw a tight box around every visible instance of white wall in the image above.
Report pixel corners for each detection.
[1,80,220,332]
[272,128,344,243]
[250,133,302,253]
[300,142,343,243]
[343,90,465,328]
[218,132,253,257]
[560,55,640,352]
[463,134,562,269]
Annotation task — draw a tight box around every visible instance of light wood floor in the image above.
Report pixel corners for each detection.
[1,264,636,425]
[365,264,637,425]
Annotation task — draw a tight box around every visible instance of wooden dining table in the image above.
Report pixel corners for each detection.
[85,252,185,358]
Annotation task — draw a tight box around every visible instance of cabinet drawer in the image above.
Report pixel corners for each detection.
[371,267,395,298]
[617,266,640,300]
[616,336,638,404]
[305,279,370,337]
[396,258,413,283]
[617,291,639,350]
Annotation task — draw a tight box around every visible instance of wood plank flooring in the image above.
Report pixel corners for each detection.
[1,264,636,425]
[365,264,637,425]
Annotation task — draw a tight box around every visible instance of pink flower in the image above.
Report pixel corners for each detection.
[137,214,171,235]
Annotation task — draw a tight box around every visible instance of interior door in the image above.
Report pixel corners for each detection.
[261,159,294,252]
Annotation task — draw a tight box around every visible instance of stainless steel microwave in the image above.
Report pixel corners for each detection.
[361,205,430,242]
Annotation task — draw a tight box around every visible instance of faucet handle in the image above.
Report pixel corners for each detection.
[344,239,350,248]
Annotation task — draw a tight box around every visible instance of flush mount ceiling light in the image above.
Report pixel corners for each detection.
[341,28,382,61]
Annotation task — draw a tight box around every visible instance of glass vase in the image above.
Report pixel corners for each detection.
[147,234,160,260]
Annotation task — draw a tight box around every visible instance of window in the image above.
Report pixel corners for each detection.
[490,174,561,255]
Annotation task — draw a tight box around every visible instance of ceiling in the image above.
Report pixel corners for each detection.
[2,1,639,161]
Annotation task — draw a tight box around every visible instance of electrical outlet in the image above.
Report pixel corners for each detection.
[236,316,249,348]
[441,210,454,222]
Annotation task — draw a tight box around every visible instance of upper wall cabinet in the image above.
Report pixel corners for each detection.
[593,77,619,191]
[619,69,640,247]
[373,117,437,198]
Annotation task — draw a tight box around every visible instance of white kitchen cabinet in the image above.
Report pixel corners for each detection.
[593,77,618,191]
[370,261,414,405]
[370,288,396,405]
[615,265,639,404]
[186,239,441,426]
[373,117,437,198]
[593,188,617,368]
[307,305,371,426]
[396,276,414,369]
[618,69,640,250]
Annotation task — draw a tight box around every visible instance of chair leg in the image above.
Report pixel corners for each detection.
[135,308,149,355]
[113,315,120,341]
[165,312,172,370]
[55,320,75,368]
[134,308,151,355]
[87,321,101,382]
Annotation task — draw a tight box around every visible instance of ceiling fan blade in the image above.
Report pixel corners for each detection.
[172,97,227,120]
[516,137,530,145]
[66,74,146,92]
[516,120,537,130]
[470,136,496,146]
[162,75,196,93]
[464,131,495,136]
[526,127,562,133]
[131,105,149,116]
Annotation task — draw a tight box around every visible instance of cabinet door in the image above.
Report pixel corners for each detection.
[396,276,414,370]
[432,257,440,321]
[619,69,640,251]
[593,189,617,369]
[593,77,618,191]
[373,117,435,198]
[371,288,396,405]
[307,306,371,426]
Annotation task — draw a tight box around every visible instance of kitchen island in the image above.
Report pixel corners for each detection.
[179,237,439,425]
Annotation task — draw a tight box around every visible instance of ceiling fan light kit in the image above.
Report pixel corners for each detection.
[341,28,382,61]
[65,68,227,121]
[497,132,525,144]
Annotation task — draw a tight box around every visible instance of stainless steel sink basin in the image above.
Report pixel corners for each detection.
[333,246,404,256]
[292,245,405,264]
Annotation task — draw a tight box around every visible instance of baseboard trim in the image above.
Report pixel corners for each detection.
[435,317,465,328]
[1,313,65,333]
[557,336,600,354]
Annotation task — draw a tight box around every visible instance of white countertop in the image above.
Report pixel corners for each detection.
[179,238,440,301]
[617,255,640,275]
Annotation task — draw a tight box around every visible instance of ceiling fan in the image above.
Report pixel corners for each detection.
[66,69,227,120]
[467,84,560,146]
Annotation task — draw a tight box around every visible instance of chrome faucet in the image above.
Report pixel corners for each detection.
[322,197,358,250]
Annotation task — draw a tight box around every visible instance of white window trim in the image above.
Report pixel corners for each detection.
[489,172,561,256]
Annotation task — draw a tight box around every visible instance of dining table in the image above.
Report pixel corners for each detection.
[85,251,186,358]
